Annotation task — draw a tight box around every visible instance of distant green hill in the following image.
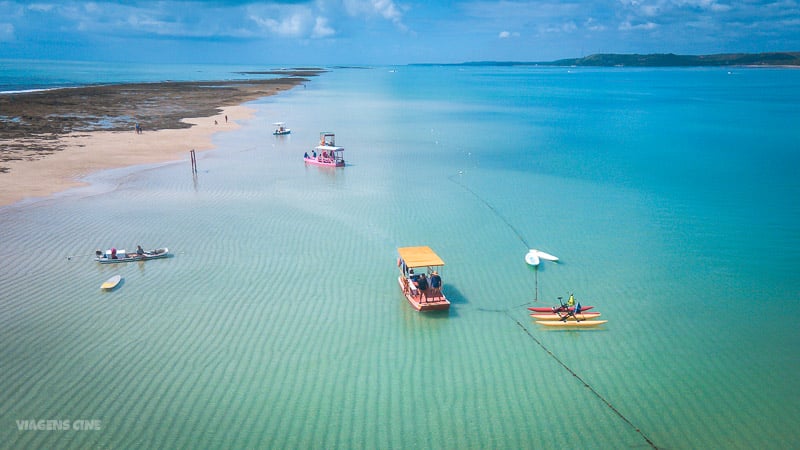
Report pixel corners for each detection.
[549,52,800,67]
[454,52,800,67]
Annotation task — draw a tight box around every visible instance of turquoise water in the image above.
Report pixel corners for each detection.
[1,65,799,449]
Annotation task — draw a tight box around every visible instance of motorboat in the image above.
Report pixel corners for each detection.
[273,122,291,135]
[304,132,345,167]
[95,247,170,264]
[396,246,450,311]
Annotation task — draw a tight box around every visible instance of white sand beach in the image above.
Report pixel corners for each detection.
[0,105,254,207]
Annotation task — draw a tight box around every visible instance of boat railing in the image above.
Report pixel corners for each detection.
[417,287,445,303]
[403,276,445,303]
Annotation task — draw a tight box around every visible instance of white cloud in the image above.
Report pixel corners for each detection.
[0,23,14,41]
[543,21,578,34]
[498,30,520,38]
[585,17,607,32]
[619,20,658,31]
[26,3,54,13]
[250,12,310,38]
[678,0,732,13]
[640,4,660,17]
[373,0,400,20]
[312,16,335,38]
[343,0,408,31]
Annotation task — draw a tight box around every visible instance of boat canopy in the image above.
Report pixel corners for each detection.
[398,246,445,268]
[319,132,336,146]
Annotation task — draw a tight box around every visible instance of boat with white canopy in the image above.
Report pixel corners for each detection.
[273,122,291,135]
[304,132,345,167]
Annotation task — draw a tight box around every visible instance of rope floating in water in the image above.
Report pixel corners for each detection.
[448,173,529,248]
[505,311,659,450]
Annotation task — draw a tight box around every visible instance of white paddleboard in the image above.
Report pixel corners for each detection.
[531,249,559,262]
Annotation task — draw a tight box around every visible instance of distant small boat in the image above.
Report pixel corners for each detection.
[95,247,170,264]
[304,132,345,167]
[273,122,291,135]
[101,275,122,290]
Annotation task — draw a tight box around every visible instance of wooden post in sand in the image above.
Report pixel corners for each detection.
[190,149,197,174]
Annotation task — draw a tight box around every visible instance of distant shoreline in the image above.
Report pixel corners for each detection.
[419,51,800,68]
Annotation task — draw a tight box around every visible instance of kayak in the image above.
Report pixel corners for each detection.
[528,305,594,313]
[536,320,607,327]
[530,312,601,321]
[101,275,122,290]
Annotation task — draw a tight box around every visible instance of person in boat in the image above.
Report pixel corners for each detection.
[430,270,442,295]
[552,293,576,313]
[136,245,145,257]
[111,248,117,259]
[561,302,582,322]
[304,152,309,159]
[408,269,419,282]
[312,150,317,158]
[416,273,428,301]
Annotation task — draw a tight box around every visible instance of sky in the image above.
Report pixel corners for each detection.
[0,0,798,65]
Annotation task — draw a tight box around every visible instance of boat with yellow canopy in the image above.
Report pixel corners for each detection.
[396,246,450,311]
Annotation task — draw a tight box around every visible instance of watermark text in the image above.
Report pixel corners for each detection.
[16,419,102,431]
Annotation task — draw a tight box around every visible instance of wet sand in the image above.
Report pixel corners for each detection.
[0,71,321,206]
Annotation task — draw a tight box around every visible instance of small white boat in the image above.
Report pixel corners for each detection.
[101,275,122,290]
[95,247,170,264]
[273,122,291,135]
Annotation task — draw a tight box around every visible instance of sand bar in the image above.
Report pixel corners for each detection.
[0,71,322,207]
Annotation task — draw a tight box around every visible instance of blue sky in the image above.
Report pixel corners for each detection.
[1,0,798,64]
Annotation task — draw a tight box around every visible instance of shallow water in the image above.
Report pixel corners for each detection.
[1,65,798,449]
